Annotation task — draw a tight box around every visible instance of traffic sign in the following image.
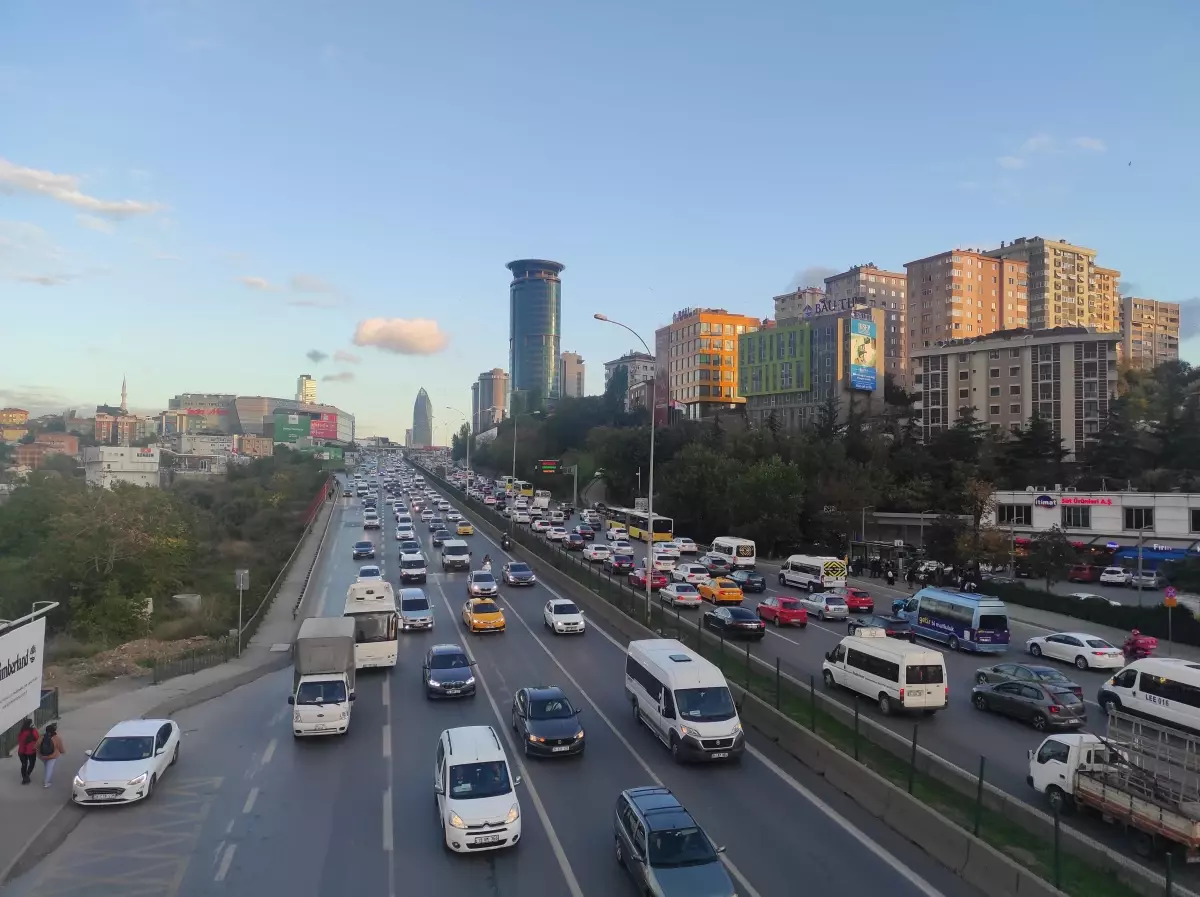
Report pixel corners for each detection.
[1165,585,1177,600]
[537,459,560,474]
[1165,595,1178,608]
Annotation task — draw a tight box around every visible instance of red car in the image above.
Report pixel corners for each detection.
[575,525,595,540]
[629,568,668,591]
[834,587,874,613]
[756,596,808,627]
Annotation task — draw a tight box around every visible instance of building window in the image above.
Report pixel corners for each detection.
[1009,366,1020,376]
[990,368,1000,378]
[989,404,1000,415]
[1124,507,1155,531]
[998,504,1032,526]
[1009,404,1021,413]
[989,350,1000,359]
[958,388,969,399]
[1062,506,1092,529]
[958,370,969,381]
[989,386,1000,396]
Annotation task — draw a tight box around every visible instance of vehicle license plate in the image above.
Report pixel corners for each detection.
[710,752,729,759]
[552,746,571,753]
[445,688,461,695]
[94,793,122,801]
[475,834,502,844]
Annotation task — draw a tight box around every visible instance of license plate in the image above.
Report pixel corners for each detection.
[475,834,502,844]
[552,746,571,753]
[710,752,729,759]
[445,688,461,695]
[93,793,122,801]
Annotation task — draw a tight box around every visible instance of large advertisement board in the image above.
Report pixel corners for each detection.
[309,412,338,440]
[848,318,878,392]
[274,412,311,443]
[0,618,45,734]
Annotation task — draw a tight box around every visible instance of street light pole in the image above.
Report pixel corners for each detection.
[595,312,656,623]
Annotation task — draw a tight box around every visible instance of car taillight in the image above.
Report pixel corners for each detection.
[1093,651,1106,656]
[898,688,905,701]
[1049,706,1061,714]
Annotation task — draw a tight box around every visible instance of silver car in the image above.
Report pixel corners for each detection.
[799,592,849,621]
[399,588,434,631]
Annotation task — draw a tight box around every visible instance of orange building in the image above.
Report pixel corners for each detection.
[655,307,762,420]
[905,249,1029,353]
[0,408,29,426]
[36,432,80,455]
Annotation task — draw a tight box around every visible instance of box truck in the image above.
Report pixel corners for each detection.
[290,616,356,738]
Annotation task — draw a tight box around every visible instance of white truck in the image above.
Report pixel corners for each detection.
[290,617,357,738]
[1027,709,1200,860]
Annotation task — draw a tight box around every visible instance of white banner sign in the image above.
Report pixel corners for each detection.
[0,617,46,734]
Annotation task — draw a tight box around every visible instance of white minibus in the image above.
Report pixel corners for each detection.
[779,555,848,592]
[822,629,947,716]
[1097,658,1200,733]
[709,537,757,569]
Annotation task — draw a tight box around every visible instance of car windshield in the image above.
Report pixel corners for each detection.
[401,597,429,612]
[401,558,425,569]
[354,542,372,550]
[448,761,512,800]
[1033,668,1069,682]
[530,696,576,719]
[92,735,156,762]
[779,599,800,609]
[508,563,531,574]
[674,585,697,593]
[444,546,469,556]
[358,567,380,577]
[472,574,495,585]
[614,555,633,563]
[1051,689,1083,705]
[906,664,944,684]
[551,602,579,615]
[647,824,718,868]
[429,652,469,670]
[728,609,756,620]
[674,686,737,723]
[472,601,500,614]
[824,596,846,606]
[296,680,348,705]
[400,541,419,552]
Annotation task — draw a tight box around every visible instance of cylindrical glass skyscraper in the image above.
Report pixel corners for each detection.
[507,259,564,409]
[412,388,433,447]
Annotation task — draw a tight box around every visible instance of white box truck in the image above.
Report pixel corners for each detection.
[290,617,357,738]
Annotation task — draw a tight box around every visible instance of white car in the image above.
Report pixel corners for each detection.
[435,726,521,853]
[1027,631,1124,670]
[446,511,462,522]
[672,563,710,584]
[543,599,585,634]
[606,526,628,542]
[654,543,681,560]
[611,540,633,555]
[514,500,529,511]
[1099,567,1131,586]
[514,511,531,525]
[650,553,676,572]
[72,719,181,805]
[396,526,415,541]
[672,537,699,555]
[420,509,435,522]
[1068,592,1122,608]
[532,519,552,533]
[484,496,497,506]
[357,565,383,580]
[582,543,611,562]
[659,583,702,607]
[547,527,568,542]
[549,510,565,524]
[363,514,381,530]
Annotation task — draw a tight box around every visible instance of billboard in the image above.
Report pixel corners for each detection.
[848,318,878,392]
[0,617,45,734]
[273,412,311,443]
[310,412,338,440]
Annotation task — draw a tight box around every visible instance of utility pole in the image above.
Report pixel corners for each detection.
[235,569,250,657]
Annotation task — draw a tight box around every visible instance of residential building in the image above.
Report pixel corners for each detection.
[36,432,79,456]
[0,408,29,426]
[475,369,508,430]
[773,287,828,321]
[14,444,51,469]
[656,307,761,420]
[738,308,887,431]
[558,352,585,398]
[296,374,317,404]
[905,249,1029,354]
[1121,297,1180,370]
[84,445,161,489]
[603,351,655,411]
[173,433,235,455]
[985,236,1119,332]
[93,412,143,446]
[507,259,564,406]
[1,428,29,443]
[823,264,909,384]
[911,326,1119,460]
[412,388,433,447]
[626,379,650,411]
[237,435,274,458]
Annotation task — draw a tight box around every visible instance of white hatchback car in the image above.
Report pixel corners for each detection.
[650,553,676,572]
[72,719,181,805]
[532,519,552,533]
[435,726,522,852]
[606,526,628,542]
[672,537,699,554]
[1099,567,1131,586]
[543,599,585,634]
[672,563,710,584]
[1026,631,1125,670]
[582,543,611,562]
[547,527,567,542]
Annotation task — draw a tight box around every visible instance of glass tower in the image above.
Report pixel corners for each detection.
[507,260,564,409]
[412,388,433,447]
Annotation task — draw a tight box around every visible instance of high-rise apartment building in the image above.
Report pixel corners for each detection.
[911,326,1119,460]
[822,264,908,383]
[773,287,827,320]
[603,351,655,411]
[905,249,1029,352]
[558,352,585,398]
[656,307,761,420]
[404,428,413,447]
[507,259,563,407]
[412,388,433,447]
[985,236,1119,332]
[1121,297,1181,370]
[474,368,508,430]
[296,374,317,404]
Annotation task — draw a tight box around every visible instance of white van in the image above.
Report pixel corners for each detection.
[709,537,757,569]
[779,554,848,592]
[822,629,947,716]
[434,726,522,852]
[1097,658,1200,733]
[624,639,744,762]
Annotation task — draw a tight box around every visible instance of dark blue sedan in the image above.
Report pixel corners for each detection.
[728,569,766,593]
[502,561,537,586]
[352,540,375,560]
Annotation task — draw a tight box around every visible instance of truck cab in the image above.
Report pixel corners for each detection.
[291,617,357,738]
[1027,733,1117,812]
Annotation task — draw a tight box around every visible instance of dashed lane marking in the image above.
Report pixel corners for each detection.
[213,844,236,882]
[242,787,258,815]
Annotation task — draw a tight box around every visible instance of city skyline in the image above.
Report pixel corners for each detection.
[3,3,1198,440]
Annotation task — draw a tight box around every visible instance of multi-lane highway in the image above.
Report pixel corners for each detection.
[2,483,983,897]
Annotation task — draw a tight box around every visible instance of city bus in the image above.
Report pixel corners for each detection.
[604,506,674,542]
[895,588,1010,654]
[516,480,534,498]
[344,581,399,668]
[501,475,515,495]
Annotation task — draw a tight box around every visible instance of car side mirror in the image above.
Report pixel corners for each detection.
[434,784,444,795]
[514,775,523,786]
[288,696,295,705]
[84,749,93,757]
[716,844,727,855]
[349,693,357,702]
[1027,749,1034,761]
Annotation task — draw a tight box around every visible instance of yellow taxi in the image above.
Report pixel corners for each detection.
[462,597,506,633]
[456,520,474,536]
[697,577,744,605]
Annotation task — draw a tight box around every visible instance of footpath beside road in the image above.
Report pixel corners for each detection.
[0,494,341,885]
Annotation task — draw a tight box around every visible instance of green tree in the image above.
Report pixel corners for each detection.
[999,412,1068,489]
[925,514,965,566]
[1027,525,1076,591]
[727,457,807,557]
[656,444,737,542]
[451,422,470,462]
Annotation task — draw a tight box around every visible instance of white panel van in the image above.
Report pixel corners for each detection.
[709,537,757,569]
[1097,658,1200,733]
[822,629,947,716]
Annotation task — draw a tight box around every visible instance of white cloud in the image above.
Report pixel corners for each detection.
[13,274,72,286]
[0,157,163,218]
[290,274,336,293]
[996,156,1026,170]
[322,371,355,383]
[77,214,115,234]
[333,349,361,364]
[1072,136,1106,152]
[1021,134,1055,153]
[238,275,280,291]
[353,318,449,356]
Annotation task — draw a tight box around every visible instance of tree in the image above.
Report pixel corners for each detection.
[603,364,629,417]
[956,527,1010,570]
[727,457,807,557]
[815,393,840,440]
[1027,526,1076,591]
[925,514,966,566]
[450,423,470,462]
[999,412,1068,489]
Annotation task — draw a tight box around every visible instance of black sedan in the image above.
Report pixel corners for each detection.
[703,606,766,640]
[727,569,766,593]
[847,614,915,641]
[422,644,477,700]
[604,553,635,574]
[971,681,1086,731]
[510,685,585,757]
[431,527,450,547]
[974,663,1083,698]
[502,561,537,586]
[352,540,375,560]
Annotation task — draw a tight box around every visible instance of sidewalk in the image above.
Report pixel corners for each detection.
[0,495,339,885]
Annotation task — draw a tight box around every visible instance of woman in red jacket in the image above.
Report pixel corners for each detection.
[16,719,38,785]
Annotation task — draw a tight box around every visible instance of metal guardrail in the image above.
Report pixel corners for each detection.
[0,688,60,757]
[150,637,236,685]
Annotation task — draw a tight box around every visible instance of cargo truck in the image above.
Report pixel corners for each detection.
[1027,709,1200,860]
[290,616,357,738]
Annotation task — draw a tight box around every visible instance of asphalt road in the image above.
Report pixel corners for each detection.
[0,487,984,897]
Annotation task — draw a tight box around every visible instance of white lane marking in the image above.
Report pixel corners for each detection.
[382,788,394,852]
[242,787,259,815]
[382,723,391,759]
[214,843,237,882]
[468,508,947,897]
[261,738,277,767]
[381,678,390,706]
[432,582,586,897]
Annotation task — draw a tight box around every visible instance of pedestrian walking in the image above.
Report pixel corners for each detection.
[38,722,65,789]
[886,568,896,587]
[16,719,38,785]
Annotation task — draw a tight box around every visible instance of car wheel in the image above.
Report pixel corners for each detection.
[975,672,988,684]
[972,694,988,711]
[1074,655,1089,671]
[948,635,960,651]
[146,773,157,800]
[171,744,179,766]
[670,735,683,764]
[1032,713,1048,731]
[822,669,835,689]
[1029,643,1043,658]
[778,573,785,586]
[878,694,892,715]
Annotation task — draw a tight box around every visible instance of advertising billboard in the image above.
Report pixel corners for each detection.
[0,617,45,734]
[848,318,878,392]
[309,412,338,440]
[273,412,311,443]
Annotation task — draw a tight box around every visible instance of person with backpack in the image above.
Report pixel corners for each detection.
[37,722,65,789]
[16,719,38,785]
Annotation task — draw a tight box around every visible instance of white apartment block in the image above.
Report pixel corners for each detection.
[84,446,161,489]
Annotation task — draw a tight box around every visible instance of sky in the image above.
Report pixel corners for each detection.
[2,1,1199,444]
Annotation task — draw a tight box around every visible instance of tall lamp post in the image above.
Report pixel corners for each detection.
[595,313,656,623]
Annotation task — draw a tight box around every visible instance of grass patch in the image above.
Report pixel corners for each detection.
[45,633,108,662]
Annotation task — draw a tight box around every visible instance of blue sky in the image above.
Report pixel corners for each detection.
[3,0,1198,443]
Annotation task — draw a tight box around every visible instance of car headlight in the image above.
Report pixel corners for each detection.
[505,803,520,824]
[465,676,475,685]
[73,774,85,787]
[680,726,702,739]
[127,773,148,786]
[731,723,742,736]
[528,734,544,743]
[294,711,302,722]
[574,729,584,740]
[448,812,468,829]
